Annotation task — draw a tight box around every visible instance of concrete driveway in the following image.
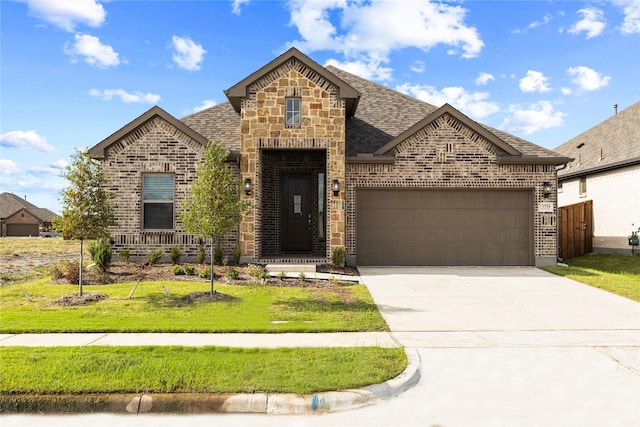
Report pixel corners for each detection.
[357,266,640,426]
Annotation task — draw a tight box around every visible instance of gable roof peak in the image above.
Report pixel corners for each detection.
[224,48,360,116]
[88,105,208,158]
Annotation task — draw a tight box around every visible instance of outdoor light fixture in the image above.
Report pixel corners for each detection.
[244,178,252,195]
[543,182,552,198]
[332,179,340,196]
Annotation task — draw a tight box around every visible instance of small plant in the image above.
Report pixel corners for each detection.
[170,246,182,264]
[278,271,287,280]
[299,272,307,281]
[199,267,211,279]
[222,256,229,267]
[184,265,196,276]
[247,264,265,279]
[88,239,112,272]
[214,243,223,265]
[332,246,346,267]
[148,247,164,265]
[119,249,130,262]
[171,265,186,276]
[232,246,242,265]
[225,267,240,279]
[51,261,80,284]
[197,245,206,264]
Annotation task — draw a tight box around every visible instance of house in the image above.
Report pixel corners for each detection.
[554,101,640,257]
[0,192,57,237]
[88,48,570,266]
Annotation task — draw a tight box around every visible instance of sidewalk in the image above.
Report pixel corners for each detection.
[0,332,419,415]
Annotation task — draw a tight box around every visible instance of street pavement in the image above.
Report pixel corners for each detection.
[2,266,639,426]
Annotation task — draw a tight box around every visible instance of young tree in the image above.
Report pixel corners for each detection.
[180,141,251,295]
[58,149,115,295]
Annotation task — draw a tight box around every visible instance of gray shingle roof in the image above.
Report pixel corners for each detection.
[554,101,640,179]
[0,192,57,221]
[178,62,566,162]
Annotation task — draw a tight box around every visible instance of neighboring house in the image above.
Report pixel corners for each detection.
[0,192,57,237]
[554,101,640,257]
[88,48,570,267]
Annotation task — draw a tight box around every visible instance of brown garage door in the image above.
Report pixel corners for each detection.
[357,189,533,266]
[6,224,39,237]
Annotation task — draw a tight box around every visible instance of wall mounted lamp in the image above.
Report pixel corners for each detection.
[543,182,552,198]
[332,179,340,196]
[244,178,252,195]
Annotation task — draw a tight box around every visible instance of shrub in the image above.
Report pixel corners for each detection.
[88,239,112,272]
[148,248,164,265]
[170,246,182,264]
[199,267,211,279]
[232,246,242,265]
[184,265,196,276]
[171,265,185,276]
[332,246,346,267]
[52,261,80,284]
[214,243,223,265]
[119,249,130,262]
[299,272,307,281]
[197,245,206,264]
[278,271,287,280]
[225,267,240,279]
[247,264,266,279]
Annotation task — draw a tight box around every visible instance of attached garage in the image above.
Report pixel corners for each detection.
[356,189,534,266]
[6,223,39,237]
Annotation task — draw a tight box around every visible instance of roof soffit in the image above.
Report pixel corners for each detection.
[374,103,522,157]
[224,47,360,116]
[88,106,208,158]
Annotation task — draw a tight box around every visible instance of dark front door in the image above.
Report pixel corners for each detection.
[281,173,313,252]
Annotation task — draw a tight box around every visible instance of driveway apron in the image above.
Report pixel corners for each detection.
[358,266,640,427]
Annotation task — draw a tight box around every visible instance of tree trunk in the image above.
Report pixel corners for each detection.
[209,237,215,295]
[79,238,84,296]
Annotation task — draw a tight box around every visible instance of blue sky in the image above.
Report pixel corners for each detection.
[1,0,639,214]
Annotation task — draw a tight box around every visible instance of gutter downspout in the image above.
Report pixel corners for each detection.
[555,163,569,263]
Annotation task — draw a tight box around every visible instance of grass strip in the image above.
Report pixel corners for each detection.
[0,280,387,333]
[0,346,406,394]
[543,254,640,302]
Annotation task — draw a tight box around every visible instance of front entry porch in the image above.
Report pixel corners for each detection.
[258,149,328,261]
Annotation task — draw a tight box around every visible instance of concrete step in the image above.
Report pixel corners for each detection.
[265,264,317,273]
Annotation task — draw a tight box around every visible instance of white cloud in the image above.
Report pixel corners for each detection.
[0,159,20,176]
[29,159,68,176]
[561,87,573,95]
[64,34,121,68]
[287,0,483,80]
[519,70,551,93]
[475,72,495,86]
[231,0,250,15]
[189,99,217,114]
[612,0,640,33]
[20,0,106,31]
[325,57,393,81]
[411,60,425,73]
[89,89,161,104]
[501,101,566,134]
[397,83,500,119]
[567,66,611,91]
[568,8,606,38]
[514,13,553,33]
[0,130,55,153]
[171,35,206,71]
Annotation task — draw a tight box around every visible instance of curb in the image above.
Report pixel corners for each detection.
[0,349,420,415]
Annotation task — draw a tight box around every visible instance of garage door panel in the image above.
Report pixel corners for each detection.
[356,189,533,266]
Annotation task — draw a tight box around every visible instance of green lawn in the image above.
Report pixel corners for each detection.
[0,346,406,395]
[543,254,640,302]
[0,279,388,333]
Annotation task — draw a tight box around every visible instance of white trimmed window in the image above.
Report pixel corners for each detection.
[285,98,301,127]
[579,177,587,196]
[143,174,174,229]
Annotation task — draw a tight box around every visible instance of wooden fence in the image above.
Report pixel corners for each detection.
[558,200,593,260]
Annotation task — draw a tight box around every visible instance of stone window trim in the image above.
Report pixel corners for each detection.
[142,173,175,230]
[285,98,301,128]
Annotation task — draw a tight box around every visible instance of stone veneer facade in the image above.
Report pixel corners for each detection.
[238,60,346,262]
[345,113,558,266]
